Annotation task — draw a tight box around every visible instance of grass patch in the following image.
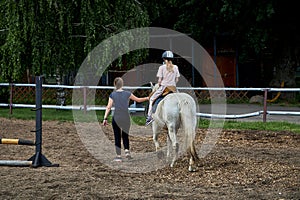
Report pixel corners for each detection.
[1,108,299,134]
[0,108,72,121]
[224,120,300,133]
[198,118,300,134]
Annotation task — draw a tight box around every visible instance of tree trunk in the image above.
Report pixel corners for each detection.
[269,44,299,101]
[56,68,66,106]
[269,42,299,88]
[270,57,296,87]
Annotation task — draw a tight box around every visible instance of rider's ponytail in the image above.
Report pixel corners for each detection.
[165,60,174,73]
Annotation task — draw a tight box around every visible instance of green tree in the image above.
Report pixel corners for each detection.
[0,0,149,83]
[140,0,299,87]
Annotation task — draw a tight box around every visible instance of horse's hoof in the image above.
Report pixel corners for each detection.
[188,166,197,172]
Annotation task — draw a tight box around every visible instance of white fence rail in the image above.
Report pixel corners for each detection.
[0,83,300,122]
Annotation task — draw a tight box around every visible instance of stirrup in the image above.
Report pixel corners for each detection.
[145,117,154,126]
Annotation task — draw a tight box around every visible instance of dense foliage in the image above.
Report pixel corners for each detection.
[140,0,299,87]
[0,0,149,82]
[1,0,299,86]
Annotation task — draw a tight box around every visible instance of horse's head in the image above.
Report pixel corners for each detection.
[150,82,160,92]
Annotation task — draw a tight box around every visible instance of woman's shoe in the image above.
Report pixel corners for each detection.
[113,155,122,162]
[125,149,132,159]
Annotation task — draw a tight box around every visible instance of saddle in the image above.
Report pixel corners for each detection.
[149,86,177,113]
[148,86,177,99]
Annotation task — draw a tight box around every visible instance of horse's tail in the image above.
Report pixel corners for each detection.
[179,95,200,162]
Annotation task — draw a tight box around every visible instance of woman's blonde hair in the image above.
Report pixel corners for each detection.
[114,77,123,90]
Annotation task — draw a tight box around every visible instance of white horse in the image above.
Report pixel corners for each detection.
[150,84,199,172]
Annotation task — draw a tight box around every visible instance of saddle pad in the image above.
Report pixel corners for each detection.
[149,86,177,98]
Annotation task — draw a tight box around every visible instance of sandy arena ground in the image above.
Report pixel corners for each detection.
[0,117,299,199]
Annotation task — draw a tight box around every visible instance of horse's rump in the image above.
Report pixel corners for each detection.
[152,92,199,170]
[156,93,198,150]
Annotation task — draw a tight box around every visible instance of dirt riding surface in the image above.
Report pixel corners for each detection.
[0,118,299,200]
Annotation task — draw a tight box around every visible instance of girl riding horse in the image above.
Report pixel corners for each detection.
[146,50,180,126]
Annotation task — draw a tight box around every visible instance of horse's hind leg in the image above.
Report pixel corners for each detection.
[168,126,179,168]
[188,144,198,172]
[166,134,171,158]
[152,122,164,159]
[170,142,179,168]
[152,122,160,151]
